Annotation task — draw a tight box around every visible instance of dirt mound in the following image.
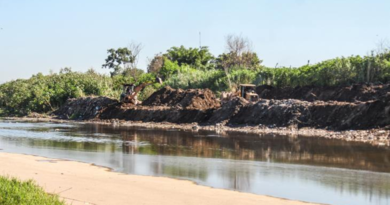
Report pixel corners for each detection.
[208,97,248,124]
[54,97,118,120]
[256,83,390,102]
[99,105,214,124]
[52,84,390,131]
[142,86,220,110]
[229,98,390,130]
[229,99,311,127]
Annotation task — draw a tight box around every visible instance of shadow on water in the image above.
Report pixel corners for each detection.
[0,121,390,205]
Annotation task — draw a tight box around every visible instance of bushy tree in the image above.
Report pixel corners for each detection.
[102,48,134,77]
[103,42,143,77]
[216,34,262,70]
[147,54,164,73]
[164,46,214,69]
[216,52,261,70]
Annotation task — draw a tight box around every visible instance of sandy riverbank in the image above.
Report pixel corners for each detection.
[0,152,319,205]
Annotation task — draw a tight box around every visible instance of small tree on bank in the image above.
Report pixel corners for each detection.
[102,42,144,80]
[216,34,262,90]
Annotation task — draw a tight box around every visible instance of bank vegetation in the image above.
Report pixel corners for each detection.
[1,35,389,116]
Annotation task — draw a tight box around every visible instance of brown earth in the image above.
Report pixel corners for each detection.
[256,83,390,102]
[99,104,215,124]
[53,84,390,131]
[54,96,118,120]
[228,99,390,130]
[142,86,220,110]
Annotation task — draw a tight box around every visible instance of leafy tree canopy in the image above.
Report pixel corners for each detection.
[102,48,135,77]
[216,51,262,70]
[164,46,214,69]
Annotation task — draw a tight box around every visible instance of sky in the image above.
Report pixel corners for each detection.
[0,0,389,83]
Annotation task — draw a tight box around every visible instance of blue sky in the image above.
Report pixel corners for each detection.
[0,0,389,83]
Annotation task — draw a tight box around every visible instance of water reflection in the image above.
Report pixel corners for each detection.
[0,121,390,205]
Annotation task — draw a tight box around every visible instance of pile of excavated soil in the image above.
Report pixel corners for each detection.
[256,83,390,102]
[208,97,248,124]
[54,97,118,120]
[142,86,220,110]
[52,85,390,131]
[99,104,214,124]
[228,98,390,130]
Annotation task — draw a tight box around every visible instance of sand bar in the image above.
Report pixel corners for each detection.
[0,152,319,205]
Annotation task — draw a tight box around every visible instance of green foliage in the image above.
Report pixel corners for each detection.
[216,52,262,70]
[102,48,136,77]
[165,51,390,92]
[123,68,144,81]
[164,46,214,70]
[136,72,163,101]
[0,69,119,116]
[0,176,65,205]
[164,69,228,92]
[2,46,390,117]
[159,58,192,79]
[147,54,164,73]
[138,86,157,102]
[255,52,390,87]
[228,68,257,90]
[164,67,256,93]
[136,73,157,85]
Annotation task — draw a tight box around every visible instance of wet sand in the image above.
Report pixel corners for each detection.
[0,152,318,205]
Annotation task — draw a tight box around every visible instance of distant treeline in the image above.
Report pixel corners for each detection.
[1,35,390,116]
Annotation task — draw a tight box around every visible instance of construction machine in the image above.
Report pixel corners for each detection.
[238,84,259,102]
[120,77,162,105]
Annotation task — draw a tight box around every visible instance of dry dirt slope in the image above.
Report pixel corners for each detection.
[54,84,390,131]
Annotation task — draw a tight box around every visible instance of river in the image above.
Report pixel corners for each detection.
[0,121,389,205]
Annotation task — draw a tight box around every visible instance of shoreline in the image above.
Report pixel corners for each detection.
[0,152,320,205]
[2,116,390,146]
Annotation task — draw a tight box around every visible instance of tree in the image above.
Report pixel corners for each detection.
[147,53,164,73]
[123,68,144,82]
[127,42,143,70]
[102,42,143,77]
[164,46,214,69]
[102,48,133,77]
[216,34,262,70]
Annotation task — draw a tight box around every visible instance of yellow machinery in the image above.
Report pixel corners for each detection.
[239,84,259,102]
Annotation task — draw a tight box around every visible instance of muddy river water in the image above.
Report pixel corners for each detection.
[0,121,389,205]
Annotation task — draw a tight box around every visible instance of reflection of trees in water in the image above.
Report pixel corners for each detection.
[298,166,390,202]
[6,123,390,201]
[20,124,390,172]
[221,165,252,192]
[118,129,390,172]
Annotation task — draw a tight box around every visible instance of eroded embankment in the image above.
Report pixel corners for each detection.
[228,99,390,130]
[54,85,390,131]
[256,83,390,102]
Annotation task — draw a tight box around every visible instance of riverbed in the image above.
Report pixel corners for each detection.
[0,121,389,205]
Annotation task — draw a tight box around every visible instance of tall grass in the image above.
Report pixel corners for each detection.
[165,51,390,91]
[0,176,65,205]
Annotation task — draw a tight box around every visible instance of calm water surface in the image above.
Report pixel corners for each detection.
[0,121,389,205]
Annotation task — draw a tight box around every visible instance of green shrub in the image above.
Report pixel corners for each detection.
[0,70,119,116]
[0,176,65,205]
[164,69,228,92]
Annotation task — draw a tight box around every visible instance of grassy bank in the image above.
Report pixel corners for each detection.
[0,50,389,117]
[0,176,65,205]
